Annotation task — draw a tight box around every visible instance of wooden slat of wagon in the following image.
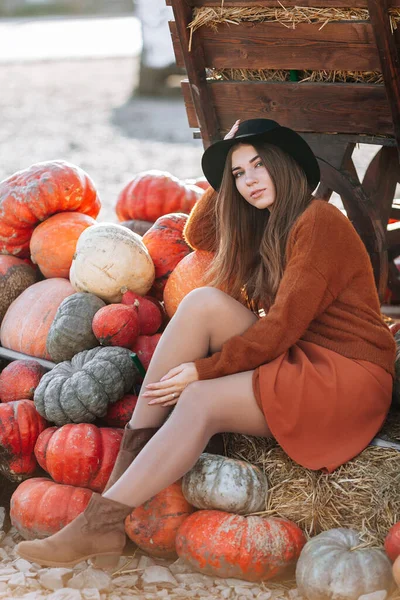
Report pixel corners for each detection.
[166,0,400,7]
[181,80,394,135]
[170,21,387,71]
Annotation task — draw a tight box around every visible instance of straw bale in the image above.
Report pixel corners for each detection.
[207,68,384,83]
[222,407,400,546]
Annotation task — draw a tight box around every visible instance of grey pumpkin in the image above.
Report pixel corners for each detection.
[46,292,105,363]
[34,346,138,426]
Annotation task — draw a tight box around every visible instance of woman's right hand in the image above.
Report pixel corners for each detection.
[224,120,240,140]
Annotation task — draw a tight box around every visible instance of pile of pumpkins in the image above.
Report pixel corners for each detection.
[2,161,400,600]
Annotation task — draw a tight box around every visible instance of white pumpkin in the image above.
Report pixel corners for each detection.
[70,223,155,302]
[296,528,394,600]
[182,453,268,514]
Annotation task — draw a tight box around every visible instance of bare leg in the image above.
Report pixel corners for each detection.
[129,287,258,429]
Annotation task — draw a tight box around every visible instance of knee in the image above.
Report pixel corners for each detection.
[178,287,230,315]
[175,381,213,424]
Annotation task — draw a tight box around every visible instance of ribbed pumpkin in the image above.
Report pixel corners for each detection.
[46,292,105,363]
[182,453,268,514]
[102,394,138,427]
[34,424,123,492]
[0,160,101,257]
[116,171,203,223]
[30,212,97,278]
[163,251,215,318]
[92,304,140,348]
[10,478,92,539]
[131,334,162,370]
[0,400,48,481]
[70,223,155,302]
[142,213,192,300]
[185,177,210,191]
[176,511,306,582]
[0,256,37,323]
[0,360,45,403]
[34,346,138,426]
[125,481,195,558]
[0,278,75,359]
[296,528,394,600]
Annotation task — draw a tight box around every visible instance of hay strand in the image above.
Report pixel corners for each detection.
[207,68,384,84]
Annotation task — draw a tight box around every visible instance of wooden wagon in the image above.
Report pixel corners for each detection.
[166,0,400,301]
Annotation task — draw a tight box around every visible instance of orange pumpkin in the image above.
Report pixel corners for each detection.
[0,255,37,323]
[385,522,400,562]
[92,304,140,348]
[125,481,195,558]
[10,478,92,539]
[30,212,97,278]
[34,424,123,493]
[0,400,48,481]
[142,213,192,300]
[102,393,138,428]
[0,278,75,359]
[0,359,45,403]
[176,510,306,582]
[0,160,101,257]
[131,333,162,371]
[163,251,215,318]
[116,171,202,223]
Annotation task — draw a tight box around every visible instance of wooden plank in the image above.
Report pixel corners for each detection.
[0,347,55,370]
[368,0,400,161]
[167,0,400,7]
[181,80,394,135]
[169,21,184,68]
[170,0,220,147]
[191,21,381,71]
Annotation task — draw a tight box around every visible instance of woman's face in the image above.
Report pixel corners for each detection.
[231,144,276,210]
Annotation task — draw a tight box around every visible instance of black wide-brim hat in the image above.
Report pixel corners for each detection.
[201,119,320,191]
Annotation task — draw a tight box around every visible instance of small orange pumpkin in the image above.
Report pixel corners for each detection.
[102,394,138,428]
[0,359,45,403]
[125,480,195,558]
[92,303,140,348]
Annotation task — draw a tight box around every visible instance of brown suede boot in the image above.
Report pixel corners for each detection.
[16,493,132,568]
[103,425,159,492]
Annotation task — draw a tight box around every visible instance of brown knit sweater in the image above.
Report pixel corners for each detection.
[183,189,396,379]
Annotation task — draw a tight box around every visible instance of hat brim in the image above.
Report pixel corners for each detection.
[201,127,320,191]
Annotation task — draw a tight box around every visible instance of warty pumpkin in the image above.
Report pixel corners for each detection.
[182,453,268,514]
[163,251,215,318]
[46,292,105,363]
[116,170,203,223]
[10,478,92,539]
[92,303,140,348]
[34,424,123,493]
[30,211,97,279]
[125,481,195,558]
[0,400,48,482]
[0,359,45,403]
[0,278,75,359]
[0,256,37,323]
[296,528,394,600]
[0,160,101,257]
[34,346,139,426]
[70,223,155,302]
[142,213,193,300]
[176,510,306,582]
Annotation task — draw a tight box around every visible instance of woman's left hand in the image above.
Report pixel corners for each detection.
[142,362,199,407]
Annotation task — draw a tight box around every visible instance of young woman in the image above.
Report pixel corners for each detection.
[17,118,396,568]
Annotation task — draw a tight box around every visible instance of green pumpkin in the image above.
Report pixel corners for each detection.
[34,347,138,425]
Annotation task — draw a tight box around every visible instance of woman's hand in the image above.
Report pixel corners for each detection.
[142,362,199,407]
[224,119,240,140]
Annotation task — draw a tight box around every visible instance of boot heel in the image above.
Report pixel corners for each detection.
[91,554,120,569]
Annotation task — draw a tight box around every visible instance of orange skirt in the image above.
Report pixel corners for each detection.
[253,341,393,473]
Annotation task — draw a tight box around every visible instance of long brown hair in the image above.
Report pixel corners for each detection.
[205,142,314,312]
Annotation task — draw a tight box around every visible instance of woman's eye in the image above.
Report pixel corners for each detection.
[234,172,243,178]
[255,161,264,168]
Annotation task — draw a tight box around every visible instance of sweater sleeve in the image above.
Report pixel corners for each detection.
[194,206,337,380]
[183,186,218,252]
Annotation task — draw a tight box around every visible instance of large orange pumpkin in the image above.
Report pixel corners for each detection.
[10,478,92,539]
[34,424,123,493]
[142,213,192,300]
[0,400,48,481]
[163,251,215,318]
[0,160,101,257]
[0,255,37,323]
[116,171,203,223]
[176,510,306,582]
[0,359,45,403]
[30,212,97,278]
[0,278,75,359]
[125,481,195,558]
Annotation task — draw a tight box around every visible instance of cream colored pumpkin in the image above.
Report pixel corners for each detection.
[296,528,394,600]
[181,453,268,515]
[69,223,155,302]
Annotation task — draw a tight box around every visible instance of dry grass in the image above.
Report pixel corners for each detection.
[223,408,400,547]
[207,68,384,83]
